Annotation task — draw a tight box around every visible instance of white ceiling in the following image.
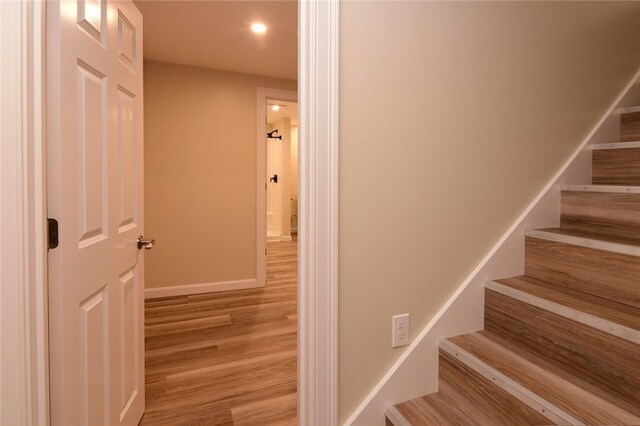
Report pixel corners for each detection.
[134,0,298,80]
[267,100,298,126]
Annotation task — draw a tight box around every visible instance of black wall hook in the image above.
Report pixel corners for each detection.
[267,129,282,140]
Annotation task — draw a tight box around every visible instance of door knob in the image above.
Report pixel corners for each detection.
[137,235,155,250]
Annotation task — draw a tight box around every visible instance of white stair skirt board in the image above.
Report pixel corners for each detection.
[525,229,640,257]
[344,65,640,426]
[439,339,581,425]
[485,280,640,345]
[562,184,640,193]
[144,279,260,299]
[591,141,640,150]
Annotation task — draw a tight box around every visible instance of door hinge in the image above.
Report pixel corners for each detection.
[47,218,59,250]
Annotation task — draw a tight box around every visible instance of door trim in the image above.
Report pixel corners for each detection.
[298,0,340,424]
[10,0,340,424]
[0,0,50,424]
[256,87,298,288]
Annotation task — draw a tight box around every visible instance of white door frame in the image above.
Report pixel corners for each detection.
[0,0,50,424]
[2,0,339,424]
[256,87,298,287]
[298,0,340,424]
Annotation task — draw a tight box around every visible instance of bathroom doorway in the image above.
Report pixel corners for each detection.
[266,100,299,242]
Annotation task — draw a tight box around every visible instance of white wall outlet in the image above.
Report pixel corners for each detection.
[392,313,410,348]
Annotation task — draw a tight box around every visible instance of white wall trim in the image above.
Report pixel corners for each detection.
[344,65,640,426]
[298,0,340,425]
[256,87,297,289]
[145,279,259,300]
[0,1,49,424]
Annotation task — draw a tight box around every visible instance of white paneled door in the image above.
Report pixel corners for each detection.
[47,1,145,425]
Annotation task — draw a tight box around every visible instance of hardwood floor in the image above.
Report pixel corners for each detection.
[141,238,298,425]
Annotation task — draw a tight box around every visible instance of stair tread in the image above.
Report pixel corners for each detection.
[532,227,640,249]
[389,352,552,426]
[389,393,479,426]
[562,183,640,192]
[592,141,640,151]
[494,275,640,332]
[390,390,551,426]
[618,106,640,114]
[447,331,640,425]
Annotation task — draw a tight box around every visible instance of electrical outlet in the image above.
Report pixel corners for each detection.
[392,313,410,348]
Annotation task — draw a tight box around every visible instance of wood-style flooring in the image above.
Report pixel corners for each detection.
[141,239,298,425]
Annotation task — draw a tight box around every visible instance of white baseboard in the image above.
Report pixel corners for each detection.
[344,66,640,426]
[267,235,293,242]
[144,278,260,299]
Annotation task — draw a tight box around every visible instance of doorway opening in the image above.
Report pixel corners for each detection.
[266,100,299,243]
[136,3,300,425]
[13,0,338,424]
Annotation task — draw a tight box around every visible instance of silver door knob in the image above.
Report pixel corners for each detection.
[137,235,155,250]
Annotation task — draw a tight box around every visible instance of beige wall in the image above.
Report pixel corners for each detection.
[144,60,296,288]
[339,1,640,422]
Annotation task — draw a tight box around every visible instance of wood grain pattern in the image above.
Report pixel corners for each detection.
[393,392,476,425]
[449,332,640,424]
[485,290,640,417]
[141,239,298,425]
[438,351,552,425]
[592,147,640,185]
[495,275,640,332]
[620,111,640,142]
[524,236,640,308]
[532,226,640,250]
[561,190,640,239]
[391,351,550,425]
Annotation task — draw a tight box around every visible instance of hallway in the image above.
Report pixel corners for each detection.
[141,239,298,425]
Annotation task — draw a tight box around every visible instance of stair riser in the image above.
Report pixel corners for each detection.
[592,147,640,185]
[621,111,640,142]
[485,289,640,413]
[438,350,552,425]
[524,236,640,308]
[560,190,640,239]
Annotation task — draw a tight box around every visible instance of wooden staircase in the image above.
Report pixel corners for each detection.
[385,109,640,425]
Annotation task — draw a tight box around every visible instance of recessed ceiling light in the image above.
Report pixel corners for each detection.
[271,105,280,111]
[251,22,267,34]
